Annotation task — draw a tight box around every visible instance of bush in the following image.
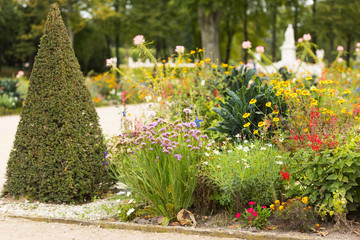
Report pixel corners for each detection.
[203,140,284,211]
[209,76,287,141]
[106,119,212,219]
[3,4,112,203]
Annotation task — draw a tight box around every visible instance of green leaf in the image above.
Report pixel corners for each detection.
[326,173,338,180]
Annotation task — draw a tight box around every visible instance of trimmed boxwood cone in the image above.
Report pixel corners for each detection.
[2,3,112,203]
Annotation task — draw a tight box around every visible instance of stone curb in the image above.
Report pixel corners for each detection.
[6,215,322,240]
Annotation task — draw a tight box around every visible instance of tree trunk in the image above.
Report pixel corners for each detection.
[312,0,317,45]
[198,3,222,61]
[328,1,335,65]
[294,0,298,41]
[224,19,235,65]
[271,3,277,61]
[114,0,120,68]
[105,35,112,59]
[346,34,352,67]
[243,1,249,63]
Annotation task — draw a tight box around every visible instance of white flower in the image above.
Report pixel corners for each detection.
[106,58,116,67]
[266,143,272,147]
[242,158,247,162]
[244,140,248,143]
[175,45,185,54]
[204,152,210,157]
[217,165,221,169]
[245,164,250,168]
[236,145,243,150]
[303,33,311,41]
[157,97,162,102]
[126,208,135,216]
[126,192,131,197]
[183,108,192,114]
[243,147,249,152]
[250,143,255,148]
[201,80,205,86]
[260,147,266,151]
[227,150,232,153]
[276,155,283,158]
[127,149,133,153]
[235,133,241,138]
[276,161,283,165]
[237,161,240,163]
[133,35,145,46]
[203,161,208,165]
[128,199,134,204]
[116,199,121,202]
[213,150,220,155]
[16,71,24,78]
[117,191,126,195]
[145,96,152,102]
[255,46,264,53]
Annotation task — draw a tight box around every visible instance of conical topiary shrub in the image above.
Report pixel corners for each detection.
[2,3,112,203]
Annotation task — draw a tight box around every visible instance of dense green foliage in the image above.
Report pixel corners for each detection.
[209,76,287,140]
[3,4,112,203]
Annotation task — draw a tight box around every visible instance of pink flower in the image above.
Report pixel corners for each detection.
[133,35,145,46]
[255,46,264,53]
[247,208,254,213]
[248,201,256,205]
[298,38,303,43]
[356,42,360,48]
[356,48,360,52]
[337,46,344,52]
[248,217,253,221]
[242,41,252,49]
[175,46,185,54]
[337,57,344,63]
[252,211,258,217]
[261,206,267,209]
[106,58,116,67]
[16,70,24,78]
[235,213,241,219]
[303,34,311,41]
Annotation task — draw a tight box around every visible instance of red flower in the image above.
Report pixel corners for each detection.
[248,217,253,221]
[261,206,267,209]
[252,211,258,217]
[248,201,256,205]
[235,213,241,218]
[281,171,290,181]
[247,208,254,213]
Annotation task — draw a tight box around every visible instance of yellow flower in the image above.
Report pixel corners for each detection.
[243,113,250,118]
[342,89,351,94]
[258,121,265,127]
[198,48,204,53]
[205,58,211,62]
[243,122,250,128]
[198,72,203,76]
[273,118,279,122]
[310,100,318,106]
[275,200,280,205]
[253,130,259,135]
[222,63,228,68]
[270,204,275,210]
[301,196,308,204]
[303,128,308,132]
[302,90,310,96]
[305,76,313,80]
[341,108,347,113]
[337,99,346,104]
[190,50,196,54]
[229,66,235,69]
[225,71,230,75]
[279,206,284,211]
[249,99,257,104]
[266,102,271,107]
[212,64,218,68]
[162,59,166,63]
[273,110,279,114]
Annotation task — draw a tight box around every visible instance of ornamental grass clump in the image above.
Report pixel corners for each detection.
[106,118,212,219]
[2,4,112,203]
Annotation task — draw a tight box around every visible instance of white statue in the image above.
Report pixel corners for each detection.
[283,24,295,47]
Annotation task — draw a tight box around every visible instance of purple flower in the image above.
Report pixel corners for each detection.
[184,134,189,138]
[206,143,212,148]
[189,130,195,135]
[174,154,182,161]
[141,142,146,146]
[159,127,166,132]
[186,139,191,143]
[200,135,209,139]
[187,145,193,148]
[192,134,199,141]
[155,156,159,162]
[167,147,173,151]
[183,129,188,133]
[150,148,153,151]
[103,151,109,158]
[163,149,170,154]
[191,147,200,150]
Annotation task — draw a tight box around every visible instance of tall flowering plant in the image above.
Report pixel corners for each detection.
[106,118,212,218]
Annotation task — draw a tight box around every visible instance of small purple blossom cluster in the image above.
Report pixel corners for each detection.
[130,118,211,162]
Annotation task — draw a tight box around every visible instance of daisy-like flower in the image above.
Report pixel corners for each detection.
[175,45,185,54]
[266,102,271,107]
[258,121,265,127]
[303,33,311,41]
[249,99,257,104]
[243,113,250,118]
[243,122,250,128]
[255,46,264,53]
[242,40,252,49]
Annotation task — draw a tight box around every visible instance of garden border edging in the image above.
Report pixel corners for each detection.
[6,215,322,240]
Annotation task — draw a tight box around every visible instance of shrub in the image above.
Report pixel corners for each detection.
[235,201,272,229]
[209,76,287,141]
[203,140,284,211]
[106,119,212,219]
[3,4,112,203]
